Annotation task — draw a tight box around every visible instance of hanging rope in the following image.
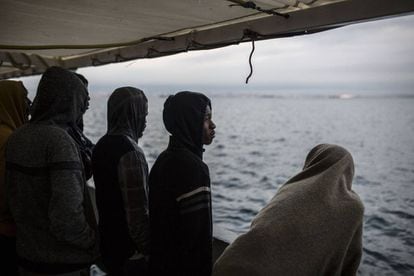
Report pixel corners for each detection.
[245,39,255,84]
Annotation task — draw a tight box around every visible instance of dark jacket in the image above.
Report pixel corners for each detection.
[149,91,213,276]
[92,87,149,273]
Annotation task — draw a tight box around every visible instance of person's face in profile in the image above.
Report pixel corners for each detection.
[202,105,216,145]
[82,86,90,114]
[141,102,148,136]
[84,93,90,113]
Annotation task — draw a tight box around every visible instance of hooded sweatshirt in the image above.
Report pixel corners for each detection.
[5,67,99,274]
[68,73,94,180]
[92,87,150,272]
[213,144,364,276]
[149,91,213,276]
[0,80,28,237]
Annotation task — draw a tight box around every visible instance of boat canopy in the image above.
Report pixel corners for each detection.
[1,0,413,80]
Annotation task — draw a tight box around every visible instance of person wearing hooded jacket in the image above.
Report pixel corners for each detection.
[149,91,216,276]
[0,80,30,276]
[213,144,364,276]
[5,67,99,275]
[92,87,150,275]
[69,73,94,181]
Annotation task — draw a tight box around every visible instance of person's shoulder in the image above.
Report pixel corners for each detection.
[0,124,13,143]
[165,151,206,177]
[48,125,72,137]
[42,126,79,149]
[94,134,138,158]
[4,124,28,151]
[94,134,109,148]
[8,124,71,144]
[161,148,199,164]
[97,134,134,148]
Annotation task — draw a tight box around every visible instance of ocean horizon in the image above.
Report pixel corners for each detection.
[84,90,414,275]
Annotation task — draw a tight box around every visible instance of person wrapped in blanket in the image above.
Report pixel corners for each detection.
[149,91,216,276]
[92,87,150,275]
[213,144,364,276]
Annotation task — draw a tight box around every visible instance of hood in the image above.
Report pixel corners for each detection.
[107,87,147,142]
[0,80,28,131]
[163,91,211,157]
[30,66,88,127]
[303,143,352,169]
[284,143,355,190]
[255,143,360,226]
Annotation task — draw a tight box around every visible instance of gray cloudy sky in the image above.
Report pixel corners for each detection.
[22,13,414,96]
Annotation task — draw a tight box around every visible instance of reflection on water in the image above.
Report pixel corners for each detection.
[84,92,414,275]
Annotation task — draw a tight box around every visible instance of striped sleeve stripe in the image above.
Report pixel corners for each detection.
[177,186,211,215]
[180,201,211,215]
[179,192,211,209]
[6,161,82,176]
[176,186,211,202]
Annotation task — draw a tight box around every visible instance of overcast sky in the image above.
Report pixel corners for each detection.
[21,13,414,96]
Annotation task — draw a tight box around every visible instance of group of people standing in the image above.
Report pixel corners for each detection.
[0,66,216,276]
[1,66,364,276]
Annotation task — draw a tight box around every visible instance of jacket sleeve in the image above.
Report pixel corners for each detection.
[118,150,150,255]
[47,134,96,251]
[174,160,212,276]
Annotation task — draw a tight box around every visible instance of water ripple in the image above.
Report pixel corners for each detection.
[381,208,414,220]
[363,248,390,264]
[365,215,391,231]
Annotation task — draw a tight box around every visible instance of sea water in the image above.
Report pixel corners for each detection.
[84,91,414,276]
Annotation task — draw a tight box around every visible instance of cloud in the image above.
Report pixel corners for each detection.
[18,13,414,95]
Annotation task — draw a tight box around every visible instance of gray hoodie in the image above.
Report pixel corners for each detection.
[5,67,99,274]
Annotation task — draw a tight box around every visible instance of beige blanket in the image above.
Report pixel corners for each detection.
[213,144,364,276]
